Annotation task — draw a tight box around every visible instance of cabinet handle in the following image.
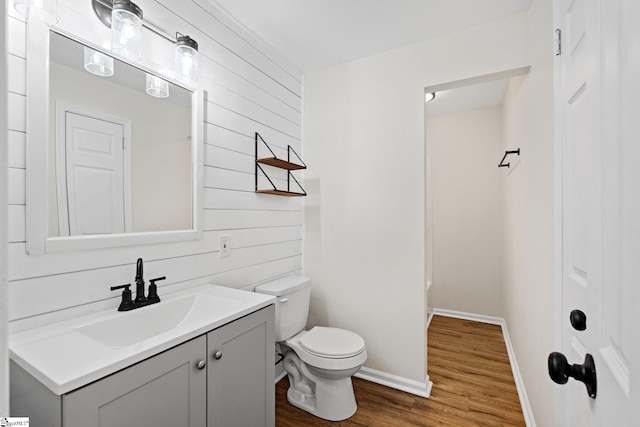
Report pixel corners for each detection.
[213,350,223,360]
[196,360,206,370]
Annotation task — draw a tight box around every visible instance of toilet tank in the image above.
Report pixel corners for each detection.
[255,276,311,342]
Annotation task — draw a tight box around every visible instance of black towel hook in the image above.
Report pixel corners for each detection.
[499,148,520,168]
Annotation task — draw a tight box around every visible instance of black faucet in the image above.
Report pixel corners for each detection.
[134,258,146,306]
[110,258,166,311]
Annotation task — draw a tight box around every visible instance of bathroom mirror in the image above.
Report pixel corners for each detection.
[25,24,204,254]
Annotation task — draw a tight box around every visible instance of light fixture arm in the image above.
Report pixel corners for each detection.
[92,0,176,43]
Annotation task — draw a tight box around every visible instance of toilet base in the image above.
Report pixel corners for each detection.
[286,374,357,421]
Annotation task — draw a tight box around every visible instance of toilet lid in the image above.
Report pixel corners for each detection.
[299,327,365,359]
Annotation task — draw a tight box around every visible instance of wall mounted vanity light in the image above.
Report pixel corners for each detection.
[110,0,143,61]
[13,0,58,24]
[175,34,198,87]
[92,0,199,87]
[84,46,115,76]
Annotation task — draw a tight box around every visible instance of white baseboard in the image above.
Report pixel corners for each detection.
[275,369,287,383]
[355,366,432,399]
[432,308,536,427]
[426,311,434,328]
[432,307,504,325]
[501,321,536,427]
[276,364,432,399]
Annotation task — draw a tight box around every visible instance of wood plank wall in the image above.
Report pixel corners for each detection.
[6,0,303,330]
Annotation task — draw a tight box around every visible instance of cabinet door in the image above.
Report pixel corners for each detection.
[207,306,275,427]
[63,336,207,427]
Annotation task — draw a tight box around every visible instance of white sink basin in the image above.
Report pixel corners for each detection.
[10,284,276,395]
[76,293,241,349]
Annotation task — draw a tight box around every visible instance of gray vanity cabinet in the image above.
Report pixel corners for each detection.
[207,305,275,427]
[63,335,207,427]
[10,306,275,427]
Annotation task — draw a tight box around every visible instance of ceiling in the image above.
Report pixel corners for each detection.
[212,0,532,74]
[425,78,510,118]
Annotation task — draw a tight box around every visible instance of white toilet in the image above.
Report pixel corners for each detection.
[255,276,367,421]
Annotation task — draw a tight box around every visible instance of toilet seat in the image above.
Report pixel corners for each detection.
[299,327,365,359]
[284,329,368,372]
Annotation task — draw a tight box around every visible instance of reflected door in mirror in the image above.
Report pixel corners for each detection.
[58,110,131,236]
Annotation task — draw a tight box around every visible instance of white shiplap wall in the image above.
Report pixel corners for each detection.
[6,0,303,331]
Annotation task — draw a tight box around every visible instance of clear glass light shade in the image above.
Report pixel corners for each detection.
[175,43,198,87]
[146,74,169,98]
[111,3,142,61]
[14,0,58,24]
[84,47,114,77]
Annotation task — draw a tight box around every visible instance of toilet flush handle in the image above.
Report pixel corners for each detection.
[280,297,289,303]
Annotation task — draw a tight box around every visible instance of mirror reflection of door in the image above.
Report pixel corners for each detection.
[56,103,132,236]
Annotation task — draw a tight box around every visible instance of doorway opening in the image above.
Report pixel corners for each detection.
[424,67,529,328]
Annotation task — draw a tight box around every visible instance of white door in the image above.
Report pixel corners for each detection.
[57,108,130,236]
[554,0,640,424]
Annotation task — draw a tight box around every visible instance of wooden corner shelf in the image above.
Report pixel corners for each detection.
[255,132,307,196]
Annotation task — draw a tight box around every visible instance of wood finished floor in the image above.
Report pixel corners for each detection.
[275,315,525,426]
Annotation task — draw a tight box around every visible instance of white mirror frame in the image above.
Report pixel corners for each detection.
[25,20,204,254]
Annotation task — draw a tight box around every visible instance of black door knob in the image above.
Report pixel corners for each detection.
[570,309,587,331]
[548,352,597,398]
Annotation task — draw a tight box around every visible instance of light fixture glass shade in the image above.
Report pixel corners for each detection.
[14,0,58,24]
[146,74,169,98]
[175,35,198,87]
[425,92,436,103]
[111,0,142,61]
[84,47,114,77]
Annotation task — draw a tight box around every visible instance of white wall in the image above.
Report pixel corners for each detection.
[502,1,555,425]
[428,106,504,317]
[5,0,302,334]
[1,0,9,413]
[303,14,531,384]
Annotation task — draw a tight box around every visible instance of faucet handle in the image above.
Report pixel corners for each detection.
[147,276,166,304]
[110,284,134,311]
[149,276,166,286]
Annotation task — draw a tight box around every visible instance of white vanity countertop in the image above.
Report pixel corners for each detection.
[9,284,275,395]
